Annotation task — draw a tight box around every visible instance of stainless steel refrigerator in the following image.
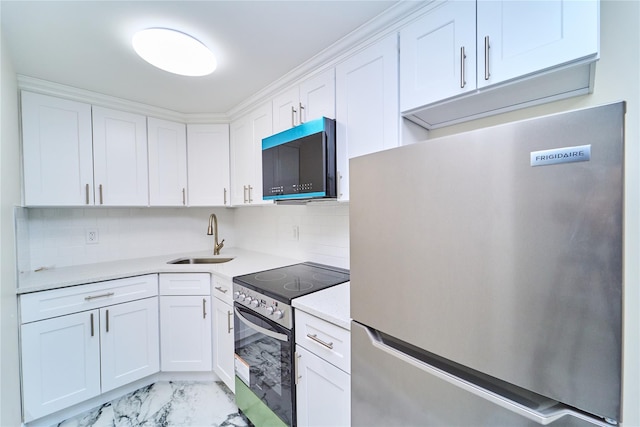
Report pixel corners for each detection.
[349,102,624,426]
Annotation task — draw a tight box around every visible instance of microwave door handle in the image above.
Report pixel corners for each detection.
[234,307,289,342]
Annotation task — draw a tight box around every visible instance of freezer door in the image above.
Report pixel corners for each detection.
[351,322,612,427]
[350,102,624,421]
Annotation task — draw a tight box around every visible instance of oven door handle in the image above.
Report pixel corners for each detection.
[234,307,290,342]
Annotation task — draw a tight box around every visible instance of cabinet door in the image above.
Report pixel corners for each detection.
[249,102,273,205]
[187,124,230,206]
[213,297,235,392]
[272,86,300,133]
[296,345,350,427]
[229,115,253,205]
[21,91,94,206]
[148,117,187,206]
[336,33,399,201]
[400,2,476,111]
[300,69,336,123]
[92,106,149,206]
[100,297,159,392]
[230,103,273,205]
[21,310,101,422]
[160,296,212,372]
[477,0,599,88]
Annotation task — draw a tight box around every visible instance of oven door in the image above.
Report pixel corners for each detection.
[234,303,294,427]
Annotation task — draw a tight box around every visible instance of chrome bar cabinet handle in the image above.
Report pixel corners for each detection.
[224,188,227,205]
[227,310,233,334]
[85,292,114,301]
[291,105,297,127]
[85,183,90,205]
[460,46,466,88]
[90,313,95,337]
[299,102,305,124]
[182,188,186,205]
[484,36,490,80]
[99,184,104,205]
[307,333,334,349]
[202,298,207,319]
[295,352,301,385]
[105,309,110,333]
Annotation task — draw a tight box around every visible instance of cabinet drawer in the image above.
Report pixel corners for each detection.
[20,274,158,323]
[295,310,350,373]
[159,273,210,296]
[212,274,233,304]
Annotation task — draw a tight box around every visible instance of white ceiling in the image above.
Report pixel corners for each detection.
[1,1,399,114]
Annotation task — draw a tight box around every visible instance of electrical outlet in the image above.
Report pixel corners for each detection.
[86,228,99,244]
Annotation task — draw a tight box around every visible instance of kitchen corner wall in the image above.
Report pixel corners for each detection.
[18,202,349,278]
[233,203,350,269]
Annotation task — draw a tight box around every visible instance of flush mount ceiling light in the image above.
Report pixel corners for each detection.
[132,28,217,77]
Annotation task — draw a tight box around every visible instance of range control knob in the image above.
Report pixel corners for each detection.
[251,299,260,308]
[266,306,275,315]
[244,295,252,303]
[238,293,246,300]
[273,309,284,320]
[233,291,240,299]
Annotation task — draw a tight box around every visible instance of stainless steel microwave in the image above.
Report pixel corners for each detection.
[262,117,336,201]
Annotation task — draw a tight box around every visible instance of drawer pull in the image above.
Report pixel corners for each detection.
[84,292,115,301]
[214,286,228,294]
[307,333,334,350]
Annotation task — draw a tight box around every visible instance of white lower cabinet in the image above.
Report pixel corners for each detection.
[296,345,350,427]
[159,296,212,371]
[21,310,101,421]
[212,275,235,392]
[19,275,160,423]
[295,310,351,427]
[101,297,160,391]
[159,273,212,372]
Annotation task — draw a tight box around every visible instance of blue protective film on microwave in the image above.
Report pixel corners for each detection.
[262,117,327,150]
[263,191,327,201]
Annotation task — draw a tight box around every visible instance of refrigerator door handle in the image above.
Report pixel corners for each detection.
[363,326,612,427]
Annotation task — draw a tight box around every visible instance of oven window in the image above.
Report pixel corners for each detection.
[234,305,293,425]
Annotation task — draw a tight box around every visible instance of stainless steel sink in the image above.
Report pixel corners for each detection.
[167,257,234,265]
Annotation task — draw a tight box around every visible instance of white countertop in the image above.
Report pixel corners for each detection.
[293,282,351,330]
[17,248,302,294]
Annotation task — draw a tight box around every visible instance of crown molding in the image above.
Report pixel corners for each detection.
[17,75,229,123]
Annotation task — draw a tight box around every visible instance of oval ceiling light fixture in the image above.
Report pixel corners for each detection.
[132,28,217,77]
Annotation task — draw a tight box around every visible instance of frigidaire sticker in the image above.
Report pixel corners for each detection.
[531,144,591,167]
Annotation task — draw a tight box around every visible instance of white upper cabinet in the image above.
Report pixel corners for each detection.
[187,124,230,206]
[21,91,94,206]
[148,117,187,206]
[92,106,149,206]
[400,0,600,128]
[400,2,476,111]
[272,69,335,133]
[477,0,599,88]
[230,102,273,205]
[336,33,399,201]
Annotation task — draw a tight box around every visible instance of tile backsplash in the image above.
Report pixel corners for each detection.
[17,202,350,283]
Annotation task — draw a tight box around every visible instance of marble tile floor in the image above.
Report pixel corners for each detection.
[56,381,250,427]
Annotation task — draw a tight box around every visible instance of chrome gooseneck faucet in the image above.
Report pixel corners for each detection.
[207,213,225,255]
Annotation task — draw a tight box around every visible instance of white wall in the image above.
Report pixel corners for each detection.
[427,1,640,425]
[234,203,350,269]
[0,21,24,427]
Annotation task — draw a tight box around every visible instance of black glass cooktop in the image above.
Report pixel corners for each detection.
[233,262,350,304]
